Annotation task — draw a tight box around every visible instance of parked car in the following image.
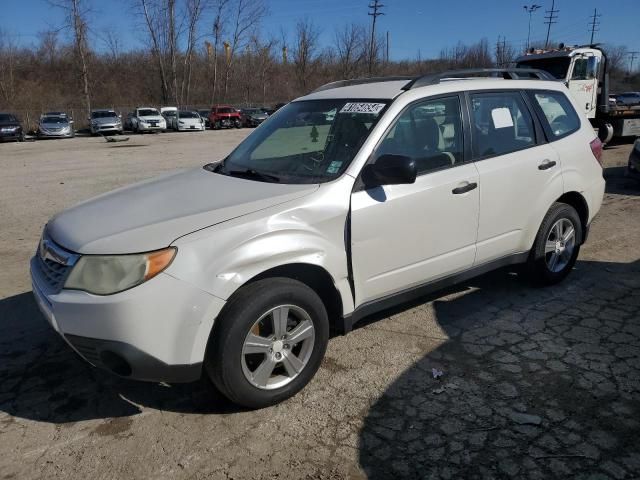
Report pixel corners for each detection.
[161,107,178,129]
[172,110,205,132]
[261,107,275,116]
[130,107,166,133]
[30,71,605,409]
[90,109,123,135]
[123,112,135,131]
[208,105,241,129]
[0,112,24,142]
[627,138,640,182]
[240,108,268,127]
[198,109,211,128]
[614,92,640,107]
[37,113,74,139]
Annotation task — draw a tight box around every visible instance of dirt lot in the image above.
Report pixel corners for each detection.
[0,133,639,479]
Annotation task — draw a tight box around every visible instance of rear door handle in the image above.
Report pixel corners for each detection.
[452,182,478,194]
[538,160,557,170]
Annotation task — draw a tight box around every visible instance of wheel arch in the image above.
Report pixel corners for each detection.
[247,263,345,334]
[556,191,589,243]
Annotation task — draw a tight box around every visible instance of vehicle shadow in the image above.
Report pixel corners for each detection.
[358,259,640,478]
[0,292,242,424]
[604,166,639,196]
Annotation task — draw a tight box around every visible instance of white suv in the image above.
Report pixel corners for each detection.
[30,70,605,408]
[130,107,166,133]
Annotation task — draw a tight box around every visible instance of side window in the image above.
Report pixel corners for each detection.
[571,57,598,80]
[470,91,536,158]
[377,96,464,175]
[531,90,581,139]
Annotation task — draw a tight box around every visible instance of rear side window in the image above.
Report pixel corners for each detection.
[530,90,581,139]
[470,91,536,159]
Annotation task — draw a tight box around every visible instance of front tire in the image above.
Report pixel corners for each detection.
[526,202,582,285]
[205,278,329,409]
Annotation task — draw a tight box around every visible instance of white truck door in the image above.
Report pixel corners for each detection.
[567,55,600,119]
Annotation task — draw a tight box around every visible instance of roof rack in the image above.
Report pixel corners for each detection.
[403,68,555,90]
[311,76,415,93]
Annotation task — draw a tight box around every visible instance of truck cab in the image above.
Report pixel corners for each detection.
[516,45,640,141]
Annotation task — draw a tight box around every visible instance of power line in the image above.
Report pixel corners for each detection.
[588,8,601,45]
[544,0,559,48]
[367,0,385,75]
[523,4,542,51]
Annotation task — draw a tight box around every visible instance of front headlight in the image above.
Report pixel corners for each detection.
[64,247,176,295]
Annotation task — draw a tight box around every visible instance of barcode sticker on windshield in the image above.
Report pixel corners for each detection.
[340,103,386,114]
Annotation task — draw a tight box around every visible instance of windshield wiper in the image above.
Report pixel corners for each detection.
[227,168,281,183]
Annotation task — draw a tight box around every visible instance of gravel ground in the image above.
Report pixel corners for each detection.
[0,133,638,479]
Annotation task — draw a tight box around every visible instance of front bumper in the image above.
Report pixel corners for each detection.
[38,130,73,138]
[92,123,122,134]
[138,123,165,131]
[177,123,205,131]
[30,256,225,383]
[0,128,22,140]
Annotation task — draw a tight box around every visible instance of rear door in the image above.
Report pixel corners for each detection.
[350,94,480,306]
[469,90,563,265]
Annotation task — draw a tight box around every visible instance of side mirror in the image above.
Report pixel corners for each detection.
[362,154,416,188]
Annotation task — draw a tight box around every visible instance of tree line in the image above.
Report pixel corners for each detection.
[0,0,637,128]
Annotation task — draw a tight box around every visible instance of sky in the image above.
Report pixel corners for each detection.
[1,0,639,63]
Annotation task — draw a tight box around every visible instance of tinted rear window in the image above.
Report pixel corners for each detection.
[529,90,580,140]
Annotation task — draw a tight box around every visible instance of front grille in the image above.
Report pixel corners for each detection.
[35,254,71,293]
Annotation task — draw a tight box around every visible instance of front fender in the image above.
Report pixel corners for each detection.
[166,178,355,314]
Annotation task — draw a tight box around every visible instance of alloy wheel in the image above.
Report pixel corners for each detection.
[545,218,576,273]
[241,305,315,390]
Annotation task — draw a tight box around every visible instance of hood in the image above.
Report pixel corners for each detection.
[47,168,318,254]
[249,113,268,120]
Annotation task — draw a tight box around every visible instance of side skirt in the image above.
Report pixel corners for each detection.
[338,252,529,334]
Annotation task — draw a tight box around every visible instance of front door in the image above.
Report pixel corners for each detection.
[350,95,480,307]
[567,55,600,119]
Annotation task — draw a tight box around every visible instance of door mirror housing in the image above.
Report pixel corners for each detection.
[362,154,417,188]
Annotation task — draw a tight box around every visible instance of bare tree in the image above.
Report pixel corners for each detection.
[139,0,170,102]
[334,23,366,79]
[102,28,122,62]
[0,30,18,106]
[293,19,320,91]
[37,30,60,66]
[49,0,92,114]
[206,0,229,103]
[221,0,267,101]
[180,0,207,105]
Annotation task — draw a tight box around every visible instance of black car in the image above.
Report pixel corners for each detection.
[0,113,24,142]
[627,138,640,182]
[198,109,211,128]
[614,92,640,107]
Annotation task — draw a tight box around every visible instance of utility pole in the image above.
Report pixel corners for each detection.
[496,36,509,67]
[544,0,559,49]
[368,0,384,75]
[629,51,639,74]
[588,8,601,45]
[523,4,541,51]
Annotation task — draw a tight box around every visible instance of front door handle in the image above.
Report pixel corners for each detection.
[538,160,557,170]
[452,182,478,194]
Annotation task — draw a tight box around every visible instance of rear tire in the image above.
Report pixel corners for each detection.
[525,202,582,285]
[205,278,329,409]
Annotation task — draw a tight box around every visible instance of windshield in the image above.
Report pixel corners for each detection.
[217,108,236,114]
[138,109,159,116]
[179,111,198,118]
[41,116,67,124]
[91,111,117,118]
[198,110,209,116]
[163,111,177,116]
[211,99,388,184]
[243,109,261,115]
[0,114,17,123]
[516,57,571,80]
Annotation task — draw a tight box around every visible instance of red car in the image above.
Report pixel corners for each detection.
[208,105,241,129]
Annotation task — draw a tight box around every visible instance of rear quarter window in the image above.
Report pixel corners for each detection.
[529,90,581,140]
